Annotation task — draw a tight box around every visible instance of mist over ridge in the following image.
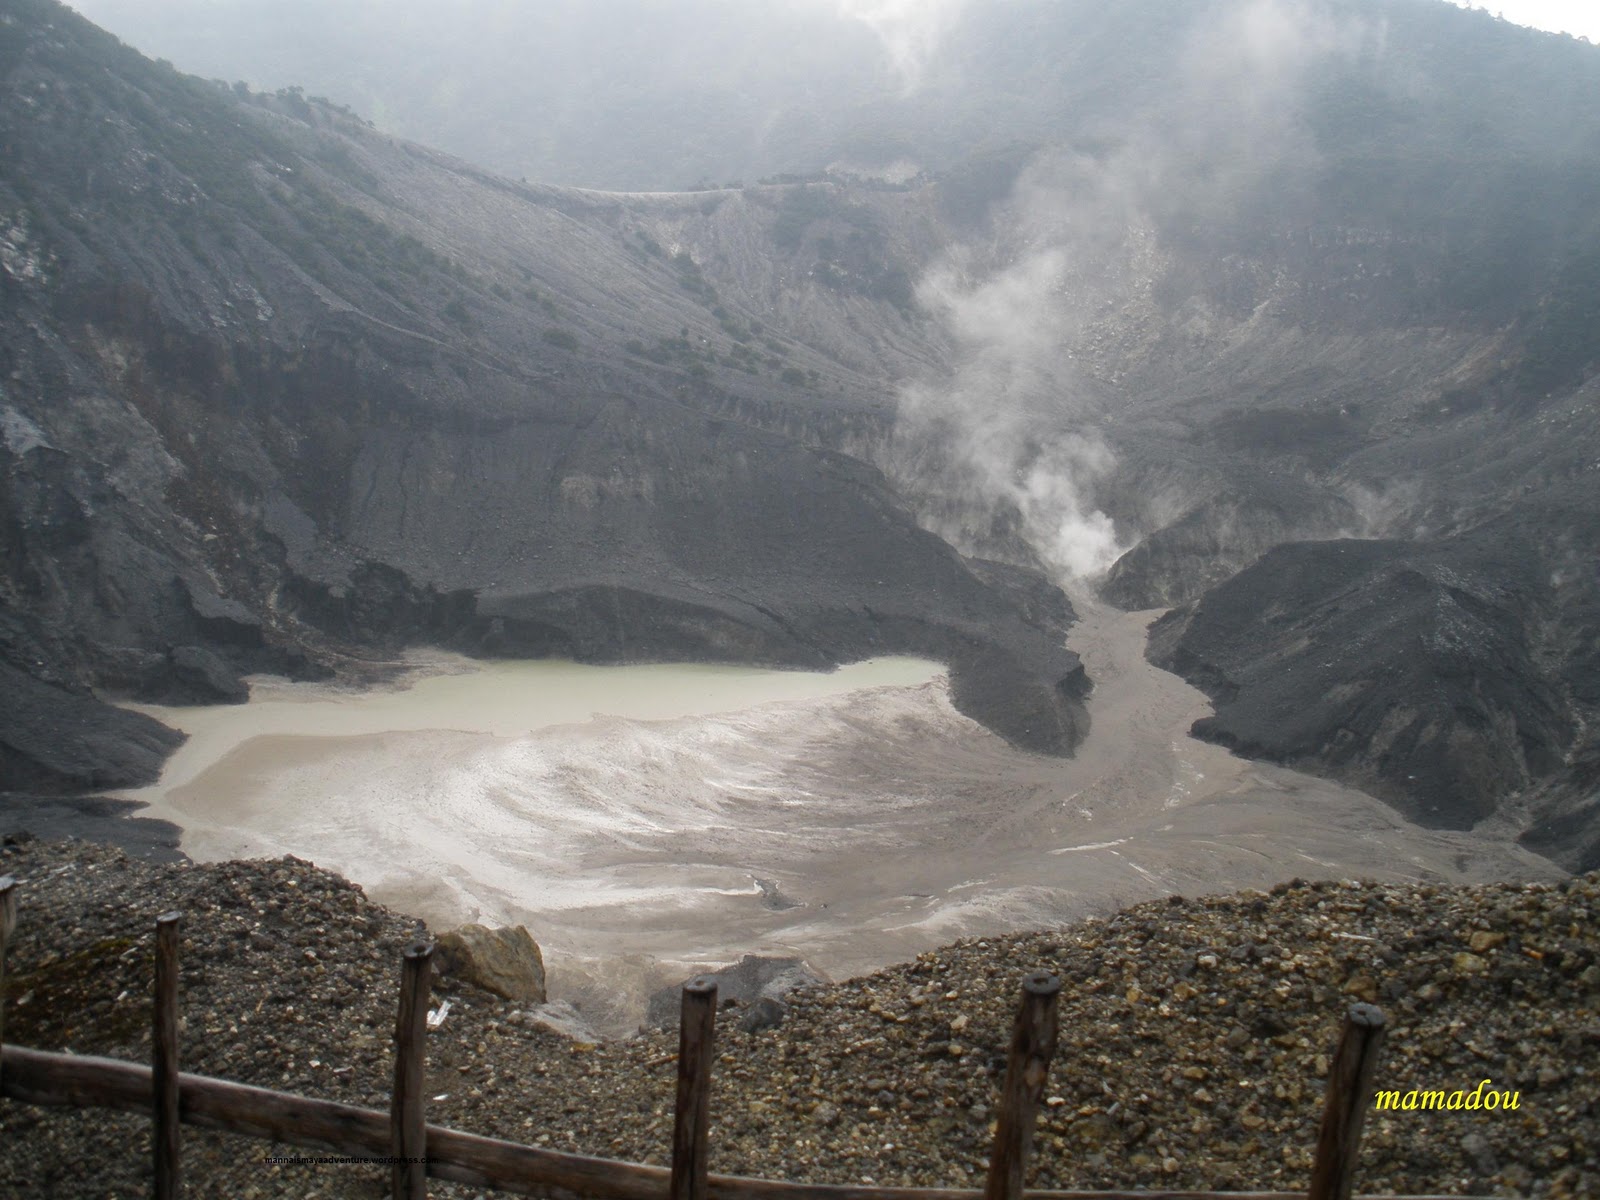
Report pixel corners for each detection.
[880,0,1389,585]
[62,0,1600,192]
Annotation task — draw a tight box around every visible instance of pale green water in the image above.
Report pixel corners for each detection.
[127,653,945,796]
[119,628,1560,1037]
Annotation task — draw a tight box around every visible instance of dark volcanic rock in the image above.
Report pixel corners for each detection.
[165,645,248,704]
[0,0,1088,800]
[1520,521,1600,871]
[1149,536,1574,830]
[179,578,264,647]
[965,558,1078,640]
[0,799,184,862]
[0,663,185,793]
[947,644,1090,756]
[1521,776,1600,874]
[646,955,825,1032]
[1103,480,1361,610]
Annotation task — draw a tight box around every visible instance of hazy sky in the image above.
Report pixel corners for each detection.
[63,0,1600,47]
[1449,0,1600,41]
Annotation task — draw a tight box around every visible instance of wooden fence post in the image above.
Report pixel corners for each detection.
[983,971,1062,1200]
[1308,1002,1387,1200]
[670,976,718,1200]
[391,940,434,1200]
[0,875,15,1090]
[153,911,183,1200]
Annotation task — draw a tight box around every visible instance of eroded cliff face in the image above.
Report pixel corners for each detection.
[3,0,1598,861]
[1147,535,1574,827]
[1077,238,1600,859]
[0,0,1089,795]
[901,132,1600,856]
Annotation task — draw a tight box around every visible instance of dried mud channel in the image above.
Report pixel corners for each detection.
[124,600,1560,1036]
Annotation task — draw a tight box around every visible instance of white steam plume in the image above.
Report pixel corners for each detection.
[896,248,1125,582]
[891,0,1374,586]
[834,0,967,91]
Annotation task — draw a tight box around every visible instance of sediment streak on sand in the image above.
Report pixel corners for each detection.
[126,609,1560,1036]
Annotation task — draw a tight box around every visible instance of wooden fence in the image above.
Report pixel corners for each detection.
[0,874,1479,1200]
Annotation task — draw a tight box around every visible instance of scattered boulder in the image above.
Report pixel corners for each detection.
[646,954,824,1031]
[738,995,788,1033]
[180,578,265,648]
[435,924,547,1002]
[168,645,249,704]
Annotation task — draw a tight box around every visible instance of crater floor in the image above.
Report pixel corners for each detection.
[127,606,1560,1035]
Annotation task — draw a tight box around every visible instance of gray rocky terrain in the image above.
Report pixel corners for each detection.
[0,0,1094,809]
[1,837,1596,1197]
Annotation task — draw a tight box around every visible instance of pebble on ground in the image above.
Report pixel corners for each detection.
[1,836,1596,1198]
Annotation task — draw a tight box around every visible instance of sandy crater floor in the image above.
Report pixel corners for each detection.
[127,603,1560,1035]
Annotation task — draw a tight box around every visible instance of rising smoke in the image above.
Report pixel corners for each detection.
[833,0,969,91]
[890,0,1374,586]
[894,242,1126,582]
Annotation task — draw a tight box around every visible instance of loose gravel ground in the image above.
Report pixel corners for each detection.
[1,835,1595,1198]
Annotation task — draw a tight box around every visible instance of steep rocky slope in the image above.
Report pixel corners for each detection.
[1124,362,1600,858]
[0,0,1089,801]
[1148,534,1575,830]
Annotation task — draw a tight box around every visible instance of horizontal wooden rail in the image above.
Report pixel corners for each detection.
[1,1044,1486,1200]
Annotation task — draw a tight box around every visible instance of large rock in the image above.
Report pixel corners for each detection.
[645,954,824,1032]
[168,645,249,704]
[435,924,547,1002]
